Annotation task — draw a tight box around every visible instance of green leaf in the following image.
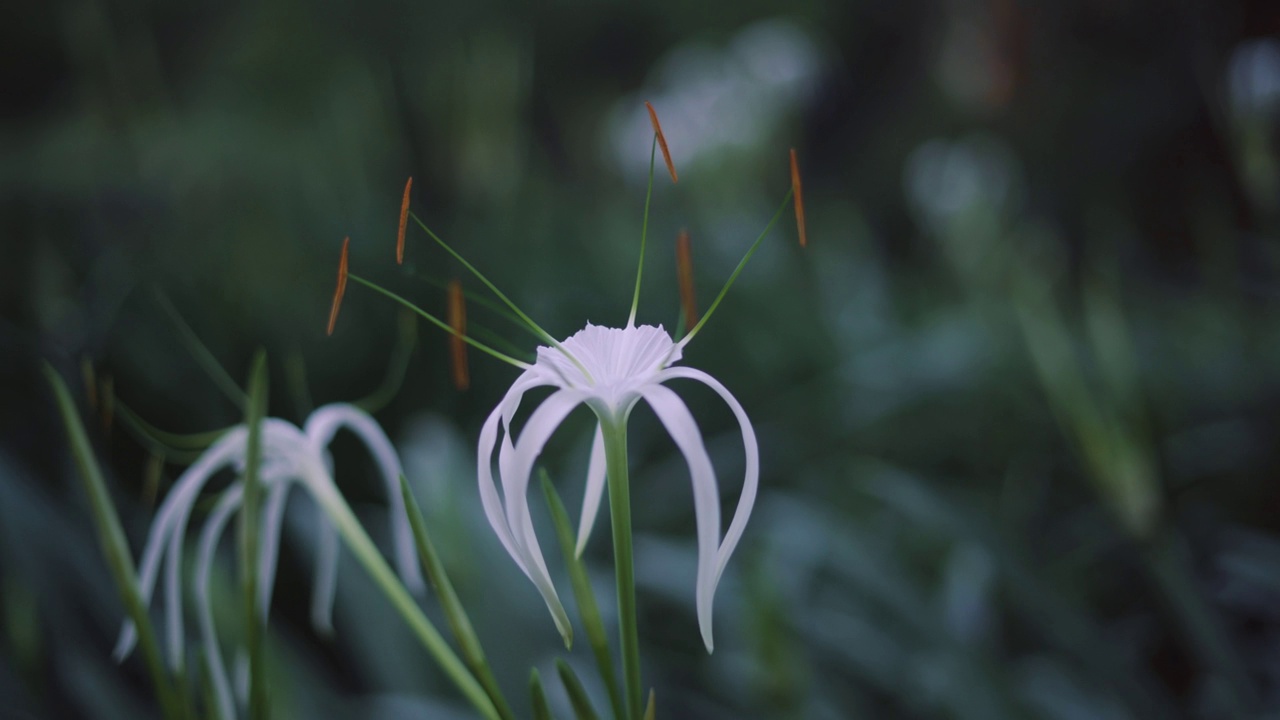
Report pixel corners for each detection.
[42,363,185,720]
[529,669,555,720]
[541,471,624,720]
[643,689,655,720]
[555,659,601,720]
[400,474,515,720]
[240,350,269,720]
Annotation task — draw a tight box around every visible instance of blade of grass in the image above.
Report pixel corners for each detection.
[541,471,624,720]
[399,475,515,720]
[43,363,185,720]
[154,289,247,410]
[530,669,555,720]
[643,690,655,720]
[239,351,269,720]
[555,659,601,720]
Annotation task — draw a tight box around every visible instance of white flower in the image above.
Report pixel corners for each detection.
[478,322,758,652]
[115,404,420,719]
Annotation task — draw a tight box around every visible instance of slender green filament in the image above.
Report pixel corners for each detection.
[405,213,595,383]
[348,274,531,370]
[628,136,659,328]
[681,186,795,346]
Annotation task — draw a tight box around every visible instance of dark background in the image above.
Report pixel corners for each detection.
[3,1,1280,718]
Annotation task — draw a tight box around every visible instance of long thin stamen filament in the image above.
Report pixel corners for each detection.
[680,186,795,347]
[348,274,531,370]
[627,136,659,328]
[405,212,593,382]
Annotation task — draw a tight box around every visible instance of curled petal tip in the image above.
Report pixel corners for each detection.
[397,177,412,265]
[645,101,678,184]
[448,279,470,391]
[790,149,806,248]
[327,237,350,336]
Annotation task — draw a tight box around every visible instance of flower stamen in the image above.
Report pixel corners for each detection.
[448,279,470,391]
[397,177,413,265]
[645,101,677,184]
[327,237,350,336]
[790,149,806,248]
[676,229,697,333]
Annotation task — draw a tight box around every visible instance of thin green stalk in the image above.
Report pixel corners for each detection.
[240,351,269,720]
[399,475,515,720]
[642,690,655,720]
[303,472,500,720]
[601,421,642,719]
[407,271,545,342]
[681,187,794,345]
[627,136,658,327]
[354,309,418,414]
[154,289,247,410]
[348,274,531,370]
[43,364,185,720]
[541,472,624,720]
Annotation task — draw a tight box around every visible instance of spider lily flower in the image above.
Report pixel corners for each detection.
[114,404,421,716]
[478,322,757,652]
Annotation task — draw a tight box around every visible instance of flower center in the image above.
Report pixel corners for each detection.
[534,324,681,398]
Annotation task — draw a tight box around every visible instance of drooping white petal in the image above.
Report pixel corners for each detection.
[304,404,422,593]
[574,424,606,558]
[478,369,549,573]
[656,367,759,591]
[637,384,721,652]
[506,389,588,644]
[114,425,248,665]
[256,482,292,619]
[194,485,243,720]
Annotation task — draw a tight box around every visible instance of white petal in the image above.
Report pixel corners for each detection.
[574,424,606,558]
[304,404,422,593]
[656,367,759,592]
[508,389,586,645]
[194,485,243,720]
[637,384,720,652]
[256,482,292,619]
[478,370,548,575]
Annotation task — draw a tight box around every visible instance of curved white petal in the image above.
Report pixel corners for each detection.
[115,425,248,665]
[256,482,292,619]
[637,384,720,652]
[507,389,587,645]
[656,367,759,591]
[478,369,549,574]
[574,424,606,558]
[304,404,422,593]
[194,485,243,720]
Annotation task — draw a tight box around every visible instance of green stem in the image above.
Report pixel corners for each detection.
[601,420,642,719]
[240,352,269,720]
[304,473,501,720]
[627,136,658,327]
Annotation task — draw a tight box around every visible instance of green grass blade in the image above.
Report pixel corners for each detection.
[541,471,624,720]
[530,669,555,720]
[399,475,515,720]
[42,363,185,720]
[643,690,655,720]
[154,289,248,410]
[239,351,269,720]
[555,659,601,720]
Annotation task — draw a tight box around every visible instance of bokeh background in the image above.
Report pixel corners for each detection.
[4,1,1280,718]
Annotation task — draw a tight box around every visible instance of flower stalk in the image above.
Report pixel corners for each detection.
[601,418,642,719]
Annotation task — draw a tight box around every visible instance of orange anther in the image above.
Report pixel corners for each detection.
[397,177,412,264]
[327,237,350,336]
[646,101,678,184]
[790,149,806,248]
[448,279,469,391]
[675,229,697,330]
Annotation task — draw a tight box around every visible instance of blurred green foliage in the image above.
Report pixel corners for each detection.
[4,0,1280,718]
